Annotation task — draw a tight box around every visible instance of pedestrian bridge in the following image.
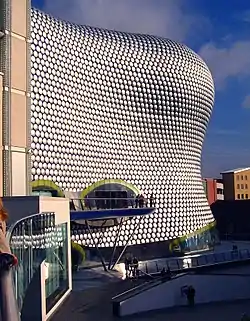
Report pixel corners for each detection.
[136,247,250,276]
[113,252,250,317]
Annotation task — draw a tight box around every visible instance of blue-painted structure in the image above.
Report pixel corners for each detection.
[70,207,155,221]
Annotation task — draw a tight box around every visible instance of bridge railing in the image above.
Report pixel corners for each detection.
[138,248,250,276]
[70,197,154,211]
[6,212,56,312]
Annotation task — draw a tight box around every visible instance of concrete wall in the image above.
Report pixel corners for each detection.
[3,196,70,227]
[119,273,250,316]
[39,196,70,226]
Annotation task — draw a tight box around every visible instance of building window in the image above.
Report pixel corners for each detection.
[237,184,240,189]
[245,175,248,180]
[237,194,240,199]
[241,175,244,180]
[241,184,244,189]
[246,184,248,189]
[236,175,239,180]
[241,194,244,199]
[246,194,249,199]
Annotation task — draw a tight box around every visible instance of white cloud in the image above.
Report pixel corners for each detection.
[241,10,250,23]
[242,95,250,108]
[43,0,208,42]
[199,40,250,90]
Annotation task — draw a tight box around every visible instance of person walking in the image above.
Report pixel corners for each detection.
[138,194,145,208]
[124,256,130,279]
[125,254,132,279]
[186,286,196,307]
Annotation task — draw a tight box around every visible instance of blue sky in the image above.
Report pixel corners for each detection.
[32,0,250,178]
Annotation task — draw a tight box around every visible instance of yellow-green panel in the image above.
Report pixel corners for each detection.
[31,180,65,197]
[79,179,140,199]
[169,221,217,252]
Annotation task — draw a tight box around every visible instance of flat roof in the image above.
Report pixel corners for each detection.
[221,167,250,174]
[70,207,155,221]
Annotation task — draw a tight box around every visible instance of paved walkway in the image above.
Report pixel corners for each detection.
[129,301,250,321]
[51,241,250,320]
[52,278,250,321]
[114,241,250,277]
[72,266,123,291]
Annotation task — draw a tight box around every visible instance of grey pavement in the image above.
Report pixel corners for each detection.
[52,278,250,321]
[51,241,250,320]
[72,266,123,291]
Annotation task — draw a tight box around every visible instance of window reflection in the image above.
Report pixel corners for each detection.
[178,226,219,253]
[45,223,69,313]
[9,214,69,315]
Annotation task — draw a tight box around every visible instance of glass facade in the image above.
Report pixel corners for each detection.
[170,223,219,254]
[84,183,137,210]
[31,191,53,197]
[178,226,219,253]
[8,213,69,315]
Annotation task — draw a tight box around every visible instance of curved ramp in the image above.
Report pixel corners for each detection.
[113,259,250,317]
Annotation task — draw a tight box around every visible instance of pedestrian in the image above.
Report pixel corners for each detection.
[149,194,155,207]
[186,286,196,307]
[138,194,145,208]
[135,194,140,208]
[124,255,130,279]
[132,256,139,278]
[160,266,171,280]
[85,195,92,210]
[125,254,132,278]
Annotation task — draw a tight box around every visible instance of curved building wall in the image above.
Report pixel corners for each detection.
[30,9,215,247]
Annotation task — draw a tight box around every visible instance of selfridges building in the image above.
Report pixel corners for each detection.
[30,8,216,253]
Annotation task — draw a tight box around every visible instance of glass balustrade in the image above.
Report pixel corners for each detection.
[70,197,154,211]
[7,213,69,315]
[139,248,250,275]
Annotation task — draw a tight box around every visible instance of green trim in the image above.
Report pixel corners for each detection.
[169,221,216,251]
[79,179,140,200]
[31,180,65,197]
[178,221,216,243]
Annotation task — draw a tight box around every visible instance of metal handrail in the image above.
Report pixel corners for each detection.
[70,197,154,211]
[140,248,250,275]
[6,212,56,314]
[71,197,151,200]
[6,212,54,242]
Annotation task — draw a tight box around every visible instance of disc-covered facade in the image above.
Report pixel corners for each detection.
[30,9,215,248]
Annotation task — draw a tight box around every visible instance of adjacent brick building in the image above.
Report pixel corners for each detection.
[202,178,224,205]
[221,167,250,201]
